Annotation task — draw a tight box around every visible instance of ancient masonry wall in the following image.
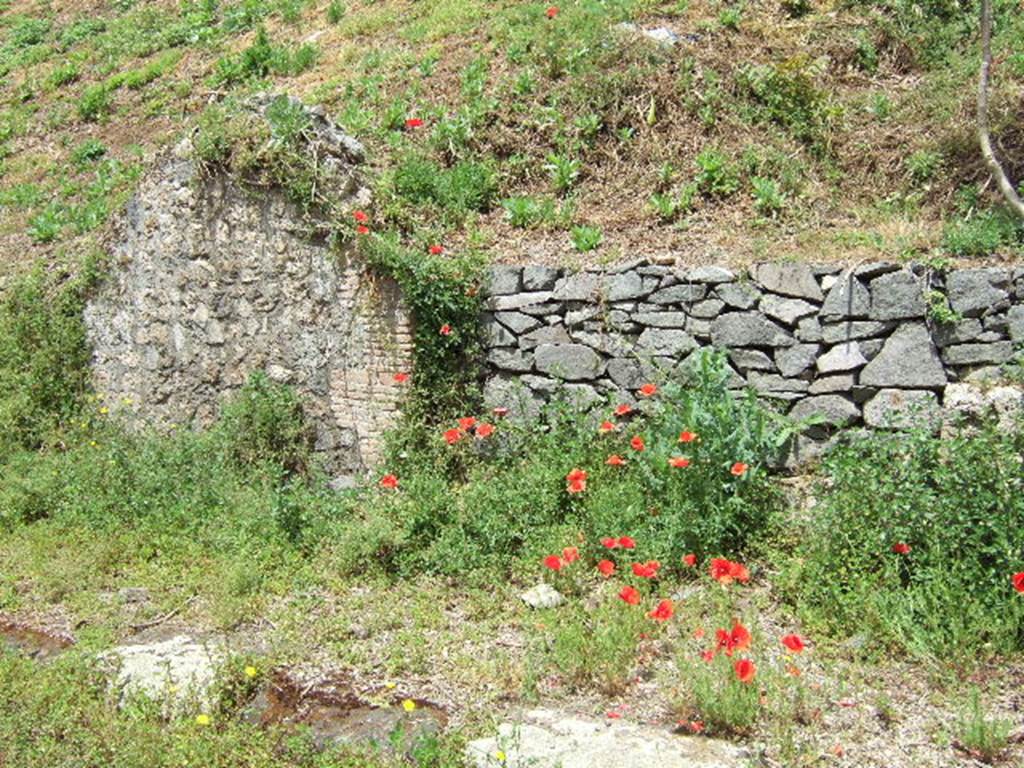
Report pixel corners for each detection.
[481,260,1024,454]
[84,148,413,476]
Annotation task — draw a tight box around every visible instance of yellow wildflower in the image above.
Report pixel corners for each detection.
[384,681,397,690]
[244,666,258,678]
[495,750,507,762]
[402,699,416,712]
[99,407,109,415]
[195,713,211,726]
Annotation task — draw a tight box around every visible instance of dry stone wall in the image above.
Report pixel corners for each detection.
[85,101,412,477]
[482,259,1024,454]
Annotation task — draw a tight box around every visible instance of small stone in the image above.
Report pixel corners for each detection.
[1006,305,1024,342]
[631,311,688,328]
[869,271,926,320]
[520,325,572,350]
[817,342,867,374]
[520,583,565,609]
[789,395,860,428]
[495,311,542,335]
[487,265,522,295]
[775,343,820,377]
[688,298,725,319]
[941,341,1015,366]
[686,265,735,284]
[564,306,601,327]
[729,348,774,372]
[648,284,707,304]
[751,262,823,302]
[714,282,761,310]
[796,316,823,342]
[534,344,604,380]
[932,318,983,347]
[747,373,809,394]
[946,268,1011,318]
[820,271,871,319]
[820,321,894,344]
[602,271,650,301]
[522,266,561,291]
[488,348,534,372]
[637,328,698,357]
[487,291,555,311]
[553,273,601,301]
[863,389,940,429]
[710,312,795,348]
[853,261,900,279]
[484,319,517,347]
[860,323,946,388]
[809,374,855,394]
[606,358,643,389]
[760,295,818,326]
[117,587,151,605]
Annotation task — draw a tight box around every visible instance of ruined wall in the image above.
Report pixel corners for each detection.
[482,259,1024,456]
[85,114,412,477]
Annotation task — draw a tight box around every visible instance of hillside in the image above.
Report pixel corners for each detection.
[0,0,1022,279]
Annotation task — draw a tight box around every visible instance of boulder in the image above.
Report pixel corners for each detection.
[751,263,823,302]
[820,271,871,319]
[534,344,604,380]
[816,342,867,374]
[710,312,795,348]
[946,268,1012,318]
[488,266,522,296]
[859,324,946,388]
[868,271,926,320]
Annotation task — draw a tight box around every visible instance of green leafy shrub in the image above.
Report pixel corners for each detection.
[392,153,497,220]
[694,148,740,198]
[362,351,790,576]
[215,372,313,476]
[569,224,602,252]
[0,262,97,459]
[942,205,1024,257]
[751,176,784,216]
[956,688,1013,763]
[785,422,1024,656]
[736,56,837,148]
[210,26,318,86]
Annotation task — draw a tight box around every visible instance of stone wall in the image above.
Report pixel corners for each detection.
[482,259,1024,454]
[84,102,413,477]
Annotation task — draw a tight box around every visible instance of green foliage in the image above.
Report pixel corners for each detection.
[545,152,581,195]
[942,204,1024,257]
[955,688,1012,763]
[78,84,112,121]
[751,176,784,217]
[569,224,602,252]
[47,61,79,88]
[501,195,569,229]
[905,149,941,183]
[679,651,761,734]
[925,290,960,325]
[0,261,97,459]
[211,26,318,86]
[392,153,497,221]
[736,56,836,148]
[694,148,740,198]
[215,372,313,477]
[70,139,108,167]
[362,234,484,419]
[785,422,1024,657]
[327,1,346,24]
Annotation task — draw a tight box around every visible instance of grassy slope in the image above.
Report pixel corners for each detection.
[0,0,1021,281]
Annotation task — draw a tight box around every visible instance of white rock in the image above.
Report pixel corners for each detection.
[465,709,747,768]
[519,584,564,609]
[102,635,225,710]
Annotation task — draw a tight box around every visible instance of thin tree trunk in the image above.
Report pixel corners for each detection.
[977,0,1024,219]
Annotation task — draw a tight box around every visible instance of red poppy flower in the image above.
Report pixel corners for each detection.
[730,620,751,652]
[682,553,697,567]
[492,406,509,418]
[734,658,756,684]
[693,626,705,639]
[701,649,715,663]
[543,554,563,571]
[614,403,632,416]
[688,721,704,734]
[356,224,370,235]
[618,536,636,549]
[439,324,452,336]
[566,467,587,494]
[782,634,805,653]
[597,559,615,577]
[618,585,640,605]
[606,454,626,466]
[379,474,398,489]
[353,210,369,223]
[1013,572,1024,593]
[475,422,494,439]
[598,420,617,434]
[710,558,750,584]
[730,462,748,476]
[405,118,424,128]
[630,435,645,452]
[679,431,697,443]
[638,383,657,397]
[669,456,690,468]
[892,542,911,555]
[648,599,673,621]
[546,6,558,18]
[393,372,410,384]
[458,416,477,431]
[601,537,618,549]
[562,546,580,564]
[605,710,621,719]
[428,244,444,255]
[632,560,661,579]
[443,428,462,445]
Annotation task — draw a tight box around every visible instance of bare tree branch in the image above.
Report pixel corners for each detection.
[978,0,1024,219]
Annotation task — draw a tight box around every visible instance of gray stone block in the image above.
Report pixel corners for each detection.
[606,358,643,389]
[495,311,542,335]
[520,325,572,350]
[685,265,735,284]
[603,270,650,301]
[775,343,820,377]
[553,272,601,301]
[564,306,601,326]
[637,328,698,357]
[751,262,823,302]
[488,265,522,295]
[488,348,534,372]
[821,321,894,344]
[859,323,946,388]
[809,374,855,394]
[710,312,795,348]
[941,341,1015,366]
[761,295,818,326]
[729,348,775,372]
[534,344,605,380]
[1009,305,1024,342]
[796,316,823,342]
[817,342,867,373]
[689,299,725,319]
[521,265,561,291]
[869,271,926,320]
[631,311,688,328]
[932,318,983,347]
[648,284,707,304]
[747,373,809,394]
[714,282,761,310]
[487,291,554,311]
[947,268,1012,318]
[821,271,871,319]
[789,395,860,428]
